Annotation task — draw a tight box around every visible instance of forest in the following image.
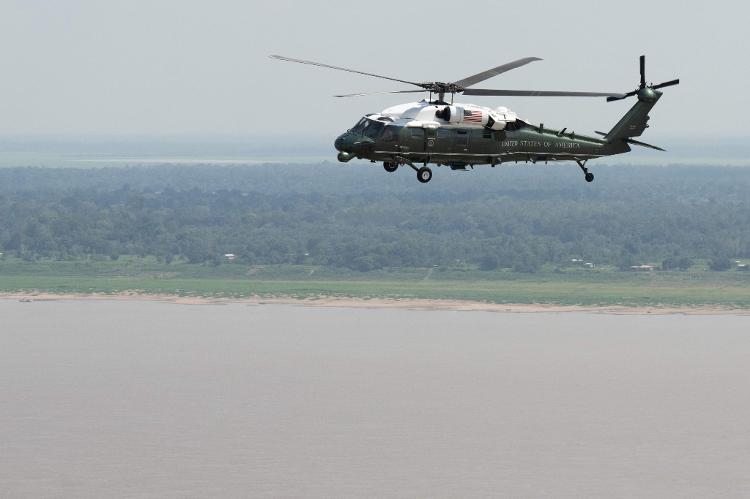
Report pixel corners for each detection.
[0,162,748,273]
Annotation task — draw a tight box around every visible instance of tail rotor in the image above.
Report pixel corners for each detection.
[607,55,679,102]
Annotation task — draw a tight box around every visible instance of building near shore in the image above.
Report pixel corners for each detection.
[630,264,655,271]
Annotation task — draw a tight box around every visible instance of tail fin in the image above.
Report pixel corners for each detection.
[605,87,661,142]
[604,89,661,142]
[601,55,678,147]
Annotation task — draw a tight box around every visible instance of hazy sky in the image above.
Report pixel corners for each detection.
[0,0,746,140]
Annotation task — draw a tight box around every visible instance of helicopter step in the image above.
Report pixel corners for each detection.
[383,161,398,173]
[576,159,594,183]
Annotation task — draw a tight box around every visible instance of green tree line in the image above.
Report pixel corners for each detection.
[0,163,748,271]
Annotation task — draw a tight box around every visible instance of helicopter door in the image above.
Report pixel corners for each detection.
[408,127,426,152]
[454,129,469,153]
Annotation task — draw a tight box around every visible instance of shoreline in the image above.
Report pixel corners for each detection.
[2,291,749,315]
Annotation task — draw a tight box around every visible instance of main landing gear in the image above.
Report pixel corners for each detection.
[386,158,433,183]
[417,166,432,183]
[576,159,594,183]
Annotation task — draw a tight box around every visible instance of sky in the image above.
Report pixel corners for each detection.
[0,0,746,141]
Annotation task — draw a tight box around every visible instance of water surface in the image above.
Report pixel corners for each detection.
[1,300,749,497]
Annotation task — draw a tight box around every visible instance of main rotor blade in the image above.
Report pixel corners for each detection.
[452,57,542,88]
[652,78,680,90]
[270,55,424,88]
[334,89,426,98]
[463,88,626,98]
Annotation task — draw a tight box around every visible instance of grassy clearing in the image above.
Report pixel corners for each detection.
[1,259,749,307]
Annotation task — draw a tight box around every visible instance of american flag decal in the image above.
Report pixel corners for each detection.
[463,109,483,124]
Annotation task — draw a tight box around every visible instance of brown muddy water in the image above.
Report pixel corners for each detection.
[1,299,749,497]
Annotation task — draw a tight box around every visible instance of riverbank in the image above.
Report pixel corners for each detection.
[2,260,750,311]
[3,291,750,315]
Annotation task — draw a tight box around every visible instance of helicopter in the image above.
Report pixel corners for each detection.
[270,54,679,184]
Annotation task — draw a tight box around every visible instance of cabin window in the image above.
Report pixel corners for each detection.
[381,126,399,142]
[410,128,425,139]
[482,130,492,139]
[437,128,450,139]
[455,129,468,147]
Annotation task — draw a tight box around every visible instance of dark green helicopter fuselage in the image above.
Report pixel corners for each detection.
[334,87,662,182]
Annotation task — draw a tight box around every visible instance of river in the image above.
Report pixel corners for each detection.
[1,299,749,497]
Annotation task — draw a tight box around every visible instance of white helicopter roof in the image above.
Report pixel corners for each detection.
[374,99,522,128]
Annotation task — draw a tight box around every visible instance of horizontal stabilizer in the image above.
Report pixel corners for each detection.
[625,138,665,151]
[595,130,664,151]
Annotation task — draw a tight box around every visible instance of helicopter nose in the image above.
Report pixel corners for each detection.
[334,133,349,151]
[334,136,344,151]
[335,133,353,162]
[334,132,373,158]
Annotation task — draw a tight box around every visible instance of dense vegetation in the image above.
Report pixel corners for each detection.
[0,163,748,272]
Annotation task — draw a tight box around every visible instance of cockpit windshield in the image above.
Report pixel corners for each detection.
[351,118,368,133]
[351,117,384,139]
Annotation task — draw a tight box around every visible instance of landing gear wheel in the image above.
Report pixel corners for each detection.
[576,159,593,183]
[383,161,398,173]
[417,166,432,184]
